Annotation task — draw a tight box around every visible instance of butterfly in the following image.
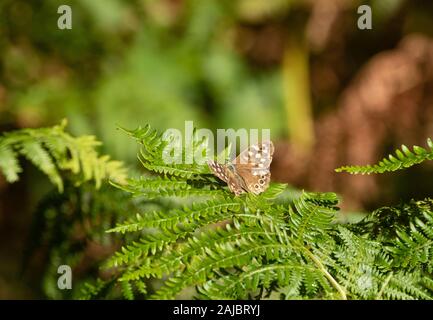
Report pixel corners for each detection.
[207,141,274,196]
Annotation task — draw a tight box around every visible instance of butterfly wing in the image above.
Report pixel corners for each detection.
[208,160,229,183]
[208,141,274,196]
[236,140,274,167]
[207,160,246,196]
[233,141,274,194]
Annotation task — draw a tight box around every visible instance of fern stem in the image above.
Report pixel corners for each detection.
[376,273,393,300]
[303,247,347,300]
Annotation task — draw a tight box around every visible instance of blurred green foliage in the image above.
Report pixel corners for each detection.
[0,0,294,163]
[2,0,432,165]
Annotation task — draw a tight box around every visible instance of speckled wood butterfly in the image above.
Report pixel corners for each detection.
[208,141,274,196]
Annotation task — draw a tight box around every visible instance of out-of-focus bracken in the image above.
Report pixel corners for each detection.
[273,34,433,209]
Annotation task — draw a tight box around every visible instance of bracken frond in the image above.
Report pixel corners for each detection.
[0,119,127,192]
[79,124,433,300]
[336,138,433,175]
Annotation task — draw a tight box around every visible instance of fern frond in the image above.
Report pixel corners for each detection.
[19,139,63,188]
[121,281,135,300]
[390,221,433,271]
[0,143,22,182]
[198,263,324,300]
[0,120,127,191]
[331,227,384,299]
[117,223,289,282]
[151,240,293,299]
[120,125,209,178]
[108,198,241,234]
[112,176,227,199]
[382,272,432,300]
[353,198,433,273]
[79,278,115,300]
[83,124,433,300]
[256,183,288,200]
[289,192,338,242]
[336,138,433,174]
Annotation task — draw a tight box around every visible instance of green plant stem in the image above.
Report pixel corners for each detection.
[376,273,393,300]
[303,247,347,300]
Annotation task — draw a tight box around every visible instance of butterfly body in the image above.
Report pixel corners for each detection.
[208,141,274,196]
